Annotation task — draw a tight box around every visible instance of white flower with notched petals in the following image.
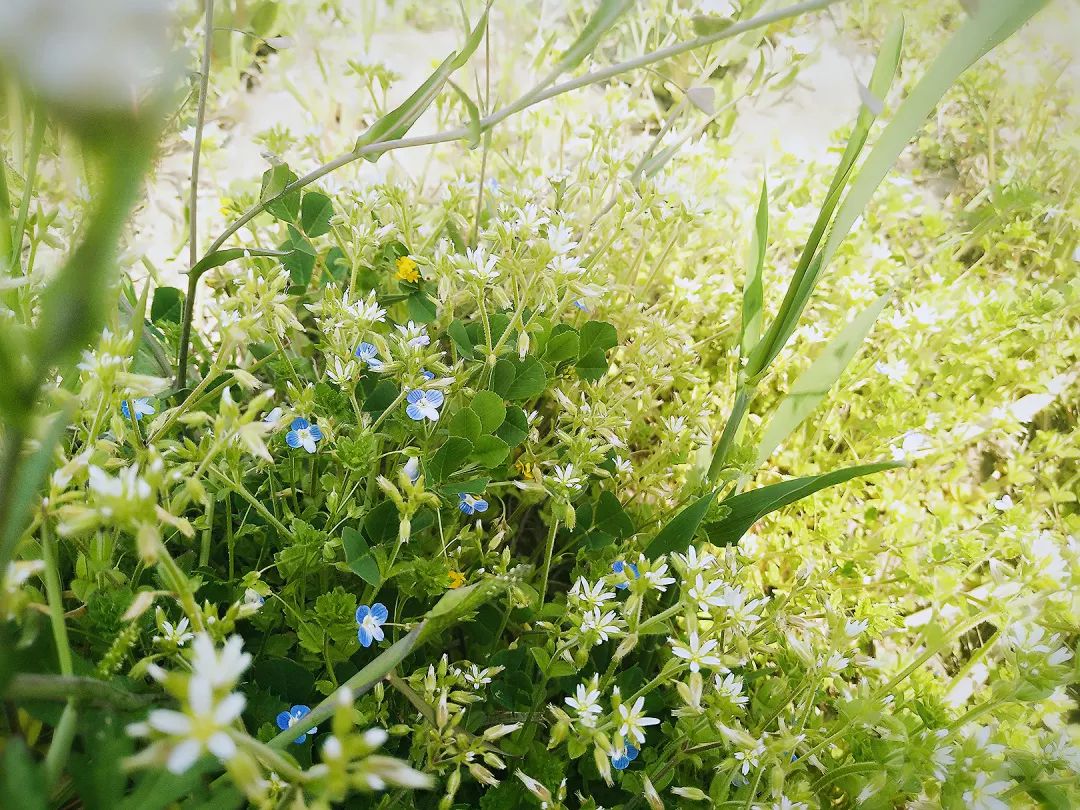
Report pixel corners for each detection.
[547,223,578,255]
[326,356,359,385]
[565,678,603,726]
[569,577,615,611]
[190,633,251,689]
[714,672,748,706]
[642,561,675,593]
[548,254,584,277]
[675,546,715,578]
[580,608,624,644]
[687,574,725,612]
[395,321,430,348]
[617,696,660,745]
[154,617,193,647]
[962,772,1011,810]
[461,245,499,283]
[875,358,910,382]
[844,618,869,639]
[549,463,583,492]
[670,631,721,672]
[129,675,246,774]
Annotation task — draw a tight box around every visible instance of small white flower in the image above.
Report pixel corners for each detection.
[190,633,251,690]
[565,679,603,725]
[580,608,624,644]
[875,358,910,382]
[617,696,660,744]
[844,618,869,638]
[714,672,748,706]
[962,772,1011,810]
[154,617,194,647]
[669,631,722,673]
[569,577,616,610]
[549,463,583,492]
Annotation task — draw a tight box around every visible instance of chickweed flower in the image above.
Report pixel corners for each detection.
[670,631,722,673]
[617,696,660,745]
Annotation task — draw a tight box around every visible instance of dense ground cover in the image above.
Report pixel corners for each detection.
[0,1,1077,808]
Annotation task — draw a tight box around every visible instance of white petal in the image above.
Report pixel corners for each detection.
[166,739,203,774]
[148,709,192,735]
[187,676,213,715]
[206,731,237,761]
[214,692,247,724]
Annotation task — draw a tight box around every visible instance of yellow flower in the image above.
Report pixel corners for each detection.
[448,571,466,589]
[395,256,419,282]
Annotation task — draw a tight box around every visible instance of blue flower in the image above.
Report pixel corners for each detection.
[355,342,385,370]
[458,493,489,515]
[405,389,444,422]
[612,560,640,590]
[120,397,155,421]
[611,744,639,770]
[573,300,589,311]
[356,602,388,647]
[275,704,317,743]
[285,418,323,453]
[403,456,421,483]
[419,369,435,381]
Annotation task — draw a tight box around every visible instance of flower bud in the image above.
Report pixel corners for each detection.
[643,776,665,810]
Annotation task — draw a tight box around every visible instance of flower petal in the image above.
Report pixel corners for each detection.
[207,731,236,761]
[290,417,309,430]
[276,711,292,730]
[148,709,192,735]
[285,431,302,448]
[370,603,388,623]
[166,739,203,774]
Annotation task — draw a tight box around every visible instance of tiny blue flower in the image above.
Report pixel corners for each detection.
[573,300,589,311]
[403,456,421,483]
[356,602,389,647]
[285,417,323,453]
[419,369,435,381]
[275,704,317,743]
[120,397,155,421]
[611,744,639,770]
[405,389,444,422]
[612,560,640,590]
[458,493,489,516]
[355,342,385,370]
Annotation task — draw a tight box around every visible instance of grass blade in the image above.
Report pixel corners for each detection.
[756,292,890,465]
[552,0,635,76]
[740,178,769,360]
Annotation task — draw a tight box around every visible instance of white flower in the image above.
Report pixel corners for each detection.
[669,631,722,673]
[687,574,725,612]
[875,358,910,382]
[617,696,660,744]
[89,464,151,502]
[675,547,715,578]
[548,254,584,277]
[547,223,577,255]
[549,463,583,492]
[132,676,246,774]
[190,633,251,690]
[462,245,499,283]
[642,562,676,593]
[154,617,194,647]
[714,672,748,706]
[733,740,764,775]
[580,608,624,644]
[844,618,869,638]
[565,679,603,725]
[962,772,1011,810]
[395,321,430,348]
[569,577,616,610]
[991,494,1013,511]
[891,430,932,461]
[326,356,359,384]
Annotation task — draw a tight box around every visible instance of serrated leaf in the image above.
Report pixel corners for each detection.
[756,293,890,464]
[705,462,901,546]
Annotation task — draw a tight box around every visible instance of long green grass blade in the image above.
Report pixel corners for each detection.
[755,292,890,465]
[553,0,635,76]
[746,16,903,377]
[740,178,768,359]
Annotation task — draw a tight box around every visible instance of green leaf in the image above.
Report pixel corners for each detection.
[0,739,46,810]
[704,462,902,547]
[342,526,381,587]
[740,178,768,358]
[406,291,437,324]
[449,1,492,69]
[471,390,506,433]
[543,325,580,364]
[575,320,617,381]
[449,79,482,148]
[496,406,529,447]
[299,192,334,237]
[472,434,510,468]
[430,437,474,481]
[592,490,634,539]
[438,477,489,497]
[553,0,634,76]
[188,247,293,281]
[363,500,399,546]
[355,54,456,158]
[279,228,316,287]
[260,164,301,221]
[447,319,474,358]
[449,408,483,442]
[643,490,717,559]
[492,357,547,401]
[756,293,890,465]
[150,286,184,324]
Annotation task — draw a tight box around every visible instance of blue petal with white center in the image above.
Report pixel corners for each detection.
[120,397,155,421]
[611,744,639,770]
[356,602,389,647]
[458,492,489,515]
[285,417,322,453]
[355,342,385,370]
[405,389,444,422]
[275,704,317,743]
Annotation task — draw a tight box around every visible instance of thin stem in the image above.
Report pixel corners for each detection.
[177,0,214,391]
[2,673,154,710]
[40,521,73,676]
[708,386,752,480]
[537,518,560,607]
[11,103,45,273]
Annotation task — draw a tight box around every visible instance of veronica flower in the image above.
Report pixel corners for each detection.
[285,418,322,453]
[355,342,385,370]
[459,493,489,515]
[405,389,444,421]
[419,369,435,381]
[402,456,420,483]
[275,704,317,744]
[356,602,388,647]
[121,397,155,421]
[611,743,639,771]
[611,560,639,590]
[395,321,430,348]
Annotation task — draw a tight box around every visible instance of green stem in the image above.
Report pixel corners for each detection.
[10,103,45,273]
[41,522,73,676]
[43,700,78,789]
[2,673,154,710]
[537,518,560,607]
[707,386,751,481]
